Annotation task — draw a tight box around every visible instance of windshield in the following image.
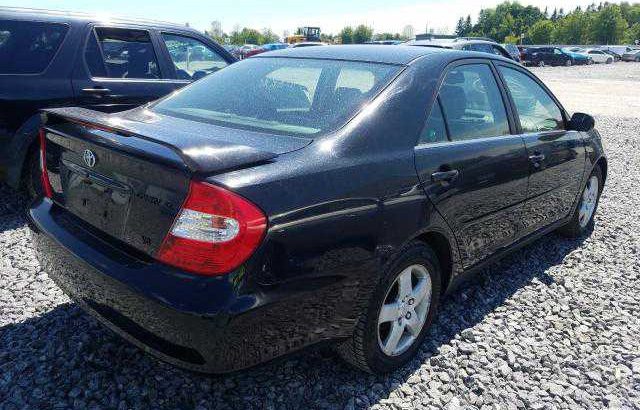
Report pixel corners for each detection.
[153,57,401,136]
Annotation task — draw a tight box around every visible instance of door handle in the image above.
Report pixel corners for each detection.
[529,153,546,163]
[81,87,111,96]
[431,170,459,184]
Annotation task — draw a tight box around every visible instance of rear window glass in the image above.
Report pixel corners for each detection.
[152,58,400,136]
[0,20,68,74]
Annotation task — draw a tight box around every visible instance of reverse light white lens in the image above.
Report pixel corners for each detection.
[171,209,240,243]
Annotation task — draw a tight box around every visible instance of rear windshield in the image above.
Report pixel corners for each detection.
[0,20,68,74]
[152,57,401,136]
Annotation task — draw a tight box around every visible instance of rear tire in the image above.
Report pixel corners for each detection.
[565,59,572,67]
[336,242,442,374]
[606,58,613,64]
[538,60,545,67]
[558,166,603,238]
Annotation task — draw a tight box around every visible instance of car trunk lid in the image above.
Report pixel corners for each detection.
[40,107,308,257]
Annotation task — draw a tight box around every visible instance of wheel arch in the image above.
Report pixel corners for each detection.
[414,230,455,295]
[595,156,608,184]
[5,114,42,189]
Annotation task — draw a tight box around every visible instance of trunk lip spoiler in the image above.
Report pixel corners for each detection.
[40,107,280,174]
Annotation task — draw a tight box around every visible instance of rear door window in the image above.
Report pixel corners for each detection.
[498,66,564,133]
[85,27,160,79]
[0,20,68,74]
[161,33,228,80]
[418,99,448,145]
[438,64,510,141]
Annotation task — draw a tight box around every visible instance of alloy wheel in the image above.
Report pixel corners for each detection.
[578,175,599,228]
[377,264,432,357]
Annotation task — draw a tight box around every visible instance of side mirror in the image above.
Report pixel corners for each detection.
[568,112,595,132]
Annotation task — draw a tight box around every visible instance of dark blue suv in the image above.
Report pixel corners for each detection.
[0,7,235,195]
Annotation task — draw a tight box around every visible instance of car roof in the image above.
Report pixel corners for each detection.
[261,44,465,65]
[0,6,194,31]
[260,44,516,65]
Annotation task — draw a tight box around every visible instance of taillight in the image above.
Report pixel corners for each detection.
[39,128,53,199]
[156,181,267,276]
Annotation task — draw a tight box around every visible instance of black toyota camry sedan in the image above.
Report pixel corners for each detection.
[29,45,606,374]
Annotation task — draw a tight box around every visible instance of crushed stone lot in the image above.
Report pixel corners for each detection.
[2,65,640,409]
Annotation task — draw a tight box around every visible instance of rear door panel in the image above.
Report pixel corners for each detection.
[415,137,529,267]
[414,60,529,268]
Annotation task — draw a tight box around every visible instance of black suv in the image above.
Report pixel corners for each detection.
[521,47,572,67]
[0,7,235,194]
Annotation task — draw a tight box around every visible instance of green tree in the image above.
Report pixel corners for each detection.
[339,26,354,44]
[624,22,640,44]
[261,28,279,44]
[455,17,465,36]
[464,16,473,35]
[527,19,554,44]
[230,28,263,45]
[591,4,628,44]
[552,11,592,44]
[352,25,373,43]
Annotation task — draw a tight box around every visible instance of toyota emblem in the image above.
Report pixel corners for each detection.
[83,149,96,168]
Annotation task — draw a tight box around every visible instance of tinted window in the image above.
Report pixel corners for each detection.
[0,20,68,74]
[438,64,510,141]
[499,67,564,133]
[85,27,160,79]
[162,34,228,80]
[153,58,400,136]
[470,43,493,54]
[418,99,448,145]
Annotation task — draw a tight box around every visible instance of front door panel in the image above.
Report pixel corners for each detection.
[520,131,585,234]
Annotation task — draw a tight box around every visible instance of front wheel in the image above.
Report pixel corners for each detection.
[606,58,613,64]
[565,59,572,67]
[558,166,603,238]
[336,242,441,374]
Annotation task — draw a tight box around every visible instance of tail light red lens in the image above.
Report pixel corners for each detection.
[39,128,53,199]
[156,181,267,276]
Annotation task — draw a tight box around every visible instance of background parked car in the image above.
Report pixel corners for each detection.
[560,48,593,65]
[406,38,518,62]
[502,43,521,62]
[521,46,573,66]
[600,48,622,61]
[238,44,259,59]
[223,44,243,60]
[602,45,637,56]
[244,43,289,58]
[584,49,614,64]
[0,7,235,195]
[622,49,640,62]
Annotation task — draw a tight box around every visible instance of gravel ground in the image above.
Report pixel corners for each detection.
[530,62,640,118]
[2,68,640,409]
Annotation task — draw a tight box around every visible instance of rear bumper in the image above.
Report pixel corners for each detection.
[29,199,358,373]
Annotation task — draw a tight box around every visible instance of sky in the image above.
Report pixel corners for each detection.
[5,0,610,36]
